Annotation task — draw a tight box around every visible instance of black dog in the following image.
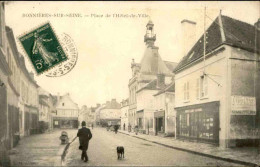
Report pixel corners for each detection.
[116,146,124,159]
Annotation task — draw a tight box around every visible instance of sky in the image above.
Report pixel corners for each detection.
[4,1,260,108]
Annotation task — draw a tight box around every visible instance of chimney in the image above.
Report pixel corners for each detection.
[181,19,196,56]
[157,74,165,88]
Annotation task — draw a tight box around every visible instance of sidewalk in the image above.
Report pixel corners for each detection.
[119,130,260,167]
[9,129,77,166]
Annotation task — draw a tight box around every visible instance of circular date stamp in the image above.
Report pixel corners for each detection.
[45,33,78,77]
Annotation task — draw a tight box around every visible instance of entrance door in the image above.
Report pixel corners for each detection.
[155,118,158,135]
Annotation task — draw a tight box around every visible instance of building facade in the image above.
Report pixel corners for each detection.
[129,20,177,135]
[95,103,104,126]
[120,99,129,131]
[174,14,260,148]
[0,1,13,152]
[19,56,39,137]
[52,93,79,129]
[99,99,121,126]
[153,83,176,136]
[38,87,55,132]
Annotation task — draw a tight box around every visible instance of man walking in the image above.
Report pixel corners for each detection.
[77,121,92,162]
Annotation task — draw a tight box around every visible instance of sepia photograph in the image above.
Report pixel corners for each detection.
[0,1,259,166]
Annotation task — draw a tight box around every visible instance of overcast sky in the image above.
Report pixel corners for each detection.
[5,1,259,108]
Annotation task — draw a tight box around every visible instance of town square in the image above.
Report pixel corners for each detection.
[0,1,259,167]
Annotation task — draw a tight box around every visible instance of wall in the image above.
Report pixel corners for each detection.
[229,47,258,144]
[100,108,121,120]
[175,46,230,147]
[120,105,129,130]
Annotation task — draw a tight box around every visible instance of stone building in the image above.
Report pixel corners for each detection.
[38,87,55,132]
[99,99,121,126]
[120,99,129,131]
[129,20,177,135]
[52,93,79,128]
[79,105,98,127]
[174,14,260,147]
[19,55,39,137]
[95,103,104,126]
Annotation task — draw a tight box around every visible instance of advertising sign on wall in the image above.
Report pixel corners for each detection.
[231,96,256,115]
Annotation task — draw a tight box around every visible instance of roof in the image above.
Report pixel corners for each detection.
[164,61,178,72]
[174,15,260,73]
[140,46,173,76]
[39,98,49,106]
[137,79,162,93]
[154,82,175,96]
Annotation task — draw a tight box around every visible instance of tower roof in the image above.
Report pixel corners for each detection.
[147,20,154,26]
[140,46,173,76]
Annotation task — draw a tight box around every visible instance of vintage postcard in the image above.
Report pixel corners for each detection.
[0,1,259,167]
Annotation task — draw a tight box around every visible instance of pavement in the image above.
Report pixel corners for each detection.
[64,127,244,166]
[118,129,260,167]
[9,129,77,166]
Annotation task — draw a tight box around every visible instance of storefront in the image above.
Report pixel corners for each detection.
[53,117,78,129]
[136,110,144,129]
[176,101,220,144]
[154,110,165,135]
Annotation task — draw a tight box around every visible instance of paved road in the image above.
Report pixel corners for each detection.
[64,127,244,166]
[9,129,77,166]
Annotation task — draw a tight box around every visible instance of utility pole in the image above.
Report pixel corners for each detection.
[255,19,260,128]
[203,6,206,76]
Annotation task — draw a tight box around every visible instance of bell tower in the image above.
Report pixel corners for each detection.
[144,20,156,47]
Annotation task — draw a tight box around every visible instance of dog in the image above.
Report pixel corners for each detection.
[116,146,124,159]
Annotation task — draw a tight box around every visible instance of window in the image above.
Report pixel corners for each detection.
[200,76,208,97]
[184,81,190,101]
[62,103,65,106]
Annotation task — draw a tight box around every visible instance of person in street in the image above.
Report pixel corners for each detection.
[77,121,92,162]
[91,123,94,129]
[123,123,125,131]
[128,124,131,132]
[134,125,138,135]
[114,125,119,134]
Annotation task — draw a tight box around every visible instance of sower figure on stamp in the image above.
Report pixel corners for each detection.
[32,32,58,66]
[77,121,92,162]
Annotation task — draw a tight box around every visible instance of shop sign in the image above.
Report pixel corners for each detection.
[231,96,256,115]
[185,108,202,113]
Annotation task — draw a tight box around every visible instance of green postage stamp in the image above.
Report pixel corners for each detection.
[19,23,68,75]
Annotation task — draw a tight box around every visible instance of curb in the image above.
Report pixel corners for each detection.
[118,131,259,167]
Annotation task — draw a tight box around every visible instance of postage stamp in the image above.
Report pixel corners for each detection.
[19,22,68,75]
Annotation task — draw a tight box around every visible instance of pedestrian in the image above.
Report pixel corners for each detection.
[134,125,138,135]
[123,123,125,131]
[114,125,118,134]
[77,121,92,162]
[91,123,94,129]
